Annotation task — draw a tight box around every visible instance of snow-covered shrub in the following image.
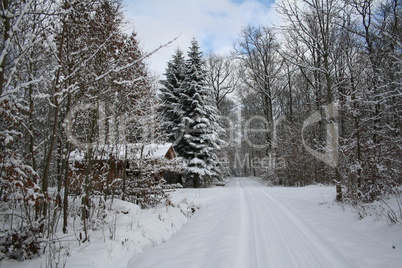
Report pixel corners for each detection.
[124,176,168,209]
[0,226,41,261]
[344,184,402,224]
[176,198,199,217]
[43,241,69,268]
[0,151,45,261]
[382,189,402,225]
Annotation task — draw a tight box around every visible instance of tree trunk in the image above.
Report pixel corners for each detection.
[41,9,68,218]
[62,150,70,234]
[0,0,10,97]
[193,174,200,188]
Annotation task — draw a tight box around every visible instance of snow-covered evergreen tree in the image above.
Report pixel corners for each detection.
[178,39,224,188]
[159,49,186,143]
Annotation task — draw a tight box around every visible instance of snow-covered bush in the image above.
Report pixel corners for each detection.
[124,176,168,209]
[383,189,402,225]
[0,226,41,261]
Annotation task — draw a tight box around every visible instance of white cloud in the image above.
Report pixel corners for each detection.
[124,0,280,76]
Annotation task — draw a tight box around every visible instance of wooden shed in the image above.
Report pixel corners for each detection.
[68,143,179,194]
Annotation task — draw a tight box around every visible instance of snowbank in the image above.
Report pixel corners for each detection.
[1,186,229,268]
[2,179,401,267]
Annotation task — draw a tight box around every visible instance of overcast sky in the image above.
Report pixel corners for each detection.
[124,0,280,76]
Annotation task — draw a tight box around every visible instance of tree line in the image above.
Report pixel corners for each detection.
[160,0,400,206]
[203,0,401,204]
[0,0,170,261]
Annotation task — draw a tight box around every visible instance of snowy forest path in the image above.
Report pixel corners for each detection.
[128,177,352,268]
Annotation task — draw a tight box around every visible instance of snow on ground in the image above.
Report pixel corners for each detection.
[265,185,402,267]
[128,178,402,268]
[0,186,230,268]
[2,177,402,267]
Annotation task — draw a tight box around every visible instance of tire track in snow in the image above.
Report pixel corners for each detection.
[235,181,256,268]
[128,177,353,268]
[239,178,352,268]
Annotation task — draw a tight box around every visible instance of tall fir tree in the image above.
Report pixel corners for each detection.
[159,49,186,143]
[178,39,224,187]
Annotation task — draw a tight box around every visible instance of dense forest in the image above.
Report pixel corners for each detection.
[0,0,401,262]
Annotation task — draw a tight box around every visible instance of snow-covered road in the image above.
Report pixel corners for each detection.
[128,177,352,268]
